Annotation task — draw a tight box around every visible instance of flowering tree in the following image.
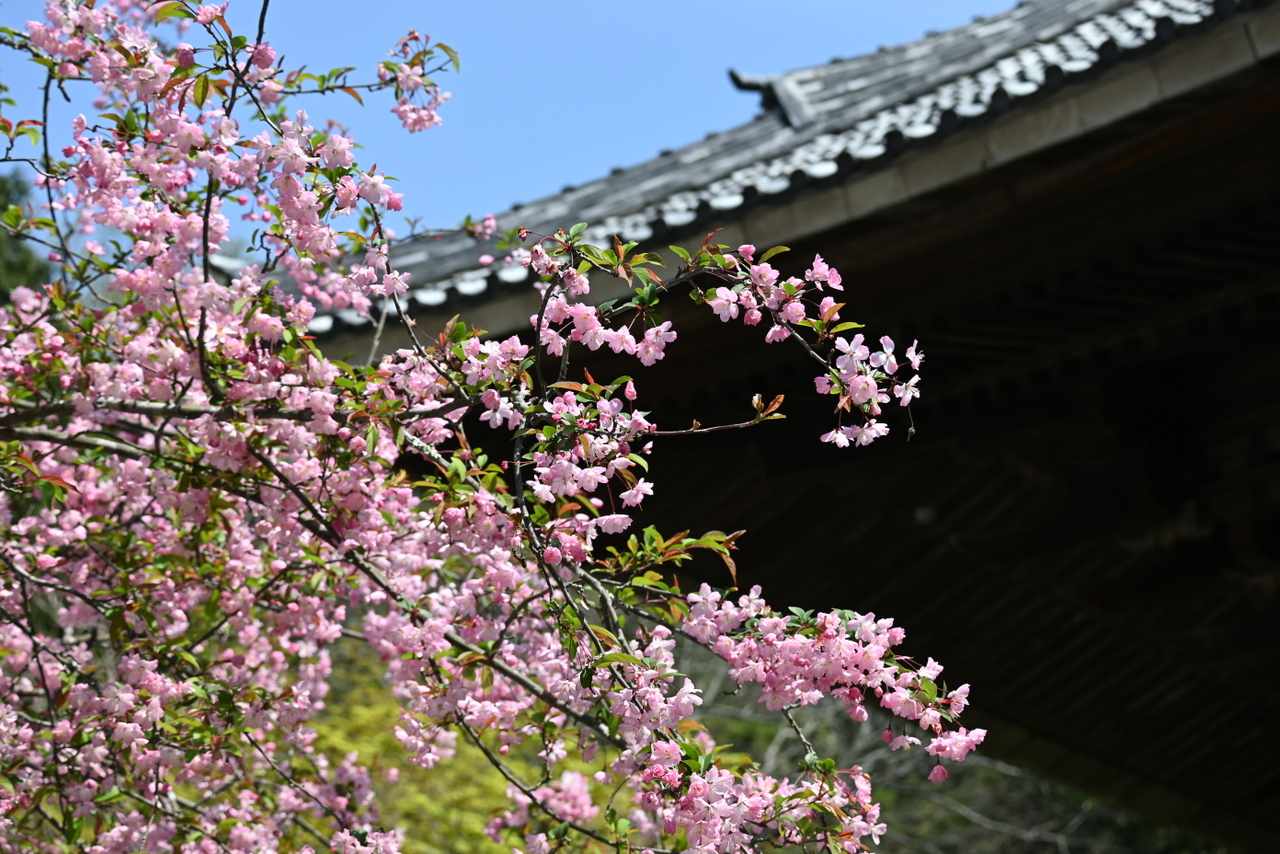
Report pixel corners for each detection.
[0,2,984,853]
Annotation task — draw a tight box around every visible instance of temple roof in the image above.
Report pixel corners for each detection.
[306,0,1271,336]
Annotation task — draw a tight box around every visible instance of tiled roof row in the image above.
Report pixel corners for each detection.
[309,0,1264,336]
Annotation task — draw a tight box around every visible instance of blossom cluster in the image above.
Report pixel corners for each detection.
[701,247,924,446]
[0,3,974,854]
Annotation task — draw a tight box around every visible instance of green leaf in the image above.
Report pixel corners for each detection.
[829,321,866,334]
[34,479,61,509]
[586,624,620,648]
[593,652,645,668]
[93,786,125,805]
[632,252,665,267]
[669,245,692,263]
[154,1,195,22]
[568,222,588,239]
[192,74,210,109]
[437,42,461,72]
[447,317,470,343]
[578,244,610,266]
[628,575,665,589]
[915,677,938,704]
[759,245,790,264]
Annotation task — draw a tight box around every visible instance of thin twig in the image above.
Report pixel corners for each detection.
[366,297,391,366]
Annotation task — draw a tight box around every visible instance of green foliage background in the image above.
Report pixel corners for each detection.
[315,639,1227,854]
[0,170,50,300]
[314,640,512,854]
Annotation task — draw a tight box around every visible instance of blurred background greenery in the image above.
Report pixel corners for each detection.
[0,170,51,301]
[315,636,1225,854]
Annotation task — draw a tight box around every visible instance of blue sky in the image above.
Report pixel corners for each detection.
[2,0,1015,232]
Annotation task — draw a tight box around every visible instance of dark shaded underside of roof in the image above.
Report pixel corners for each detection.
[578,69,1280,848]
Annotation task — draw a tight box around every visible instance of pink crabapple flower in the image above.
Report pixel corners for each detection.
[709,287,739,322]
[194,3,228,25]
[620,479,654,507]
[906,339,925,369]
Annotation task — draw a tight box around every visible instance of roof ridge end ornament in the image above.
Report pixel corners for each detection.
[729,68,817,129]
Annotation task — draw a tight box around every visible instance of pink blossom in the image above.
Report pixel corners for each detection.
[906,339,924,370]
[836,334,869,367]
[358,172,395,206]
[926,728,987,762]
[709,287,739,321]
[855,420,889,446]
[558,267,589,296]
[597,514,632,534]
[847,374,878,405]
[620,479,654,507]
[650,740,683,765]
[779,299,806,324]
[249,42,276,70]
[636,322,675,366]
[805,253,844,290]
[893,375,920,406]
[392,88,449,133]
[194,3,228,25]
[601,327,636,355]
[870,335,899,373]
[380,270,410,296]
[335,176,360,208]
[749,262,778,289]
[321,134,355,169]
